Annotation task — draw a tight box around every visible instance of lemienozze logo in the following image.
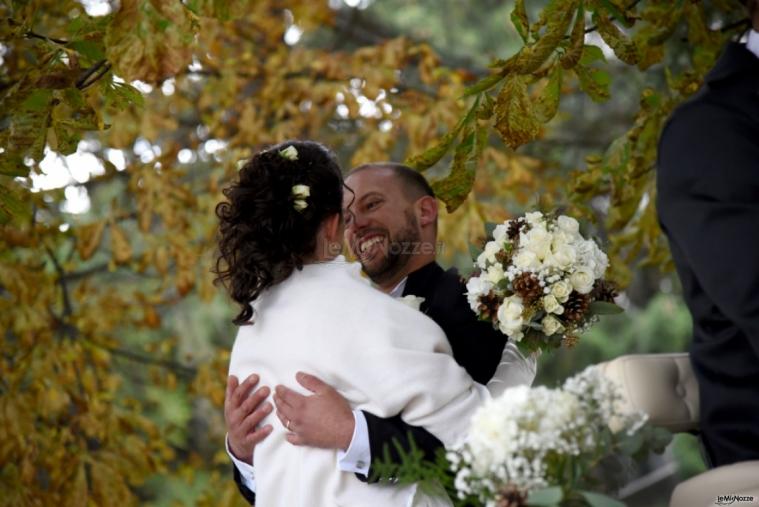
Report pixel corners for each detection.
[715,494,756,506]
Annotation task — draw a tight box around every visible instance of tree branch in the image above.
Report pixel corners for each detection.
[99,343,197,378]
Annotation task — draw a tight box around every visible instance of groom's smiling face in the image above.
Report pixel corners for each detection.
[343,168,421,285]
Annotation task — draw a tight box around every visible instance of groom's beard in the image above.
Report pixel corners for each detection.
[358,210,421,286]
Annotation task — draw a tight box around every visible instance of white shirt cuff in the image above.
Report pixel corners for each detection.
[336,409,371,477]
[226,434,257,493]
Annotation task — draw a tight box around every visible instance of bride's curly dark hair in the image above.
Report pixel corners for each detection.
[214,140,344,325]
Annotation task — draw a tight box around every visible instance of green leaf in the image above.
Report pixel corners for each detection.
[110,82,145,108]
[511,0,529,43]
[560,3,585,69]
[536,65,562,122]
[405,96,479,171]
[574,64,610,102]
[0,155,28,177]
[0,181,29,224]
[589,301,624,315]
[579,490,626,507]
[22,89,53,112]
[514,1,577,74]
[580,45,606,65]
[527,486,563,506]
[617,430,644,455]
[431,126,478,213]
[595,12,639,65]
[70,40,106,61]
[598,0,632,27]
[462,73,504,97]
[494,74,542,149]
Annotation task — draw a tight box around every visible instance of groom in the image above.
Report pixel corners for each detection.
[226,162,536,502]
[656,0,759,467]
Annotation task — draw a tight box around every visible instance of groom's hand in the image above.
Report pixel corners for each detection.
[273,372,354,451]
[225,374,273,465]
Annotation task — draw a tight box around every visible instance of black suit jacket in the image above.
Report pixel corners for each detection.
[233,261,508,500]
[656,41,759,467]
[360,261,508,479]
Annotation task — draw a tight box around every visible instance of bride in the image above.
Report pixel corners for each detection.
[216,140,506,506]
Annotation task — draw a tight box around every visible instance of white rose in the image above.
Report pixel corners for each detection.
[476,251,489,270]
[525,211,543,225]
[483,241,501,263]
[497,296,524,338]
[557,215,580,235]
[570,267,595,294]
[466,276,493,312]
[592,243,609,278]
[524,226,552,260]
[542,315,564,336]
[493,223,509,244]
[485,264,506,285]
[547,243,577,270]
[550,280,572,303]
[398,294,425,311]
[542,294,564,315]
[513,250,540,271]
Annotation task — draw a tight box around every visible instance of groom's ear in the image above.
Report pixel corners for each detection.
[416,195,438,228]
[323,212,342,243]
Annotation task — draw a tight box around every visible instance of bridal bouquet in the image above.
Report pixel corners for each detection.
[448,367,670,507]
[466,211,620,353]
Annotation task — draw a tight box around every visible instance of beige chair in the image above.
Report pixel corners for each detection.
[598,353,759,507]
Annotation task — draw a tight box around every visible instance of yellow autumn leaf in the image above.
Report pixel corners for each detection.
[105,0,195,83]
[110,223,133,265]
[494,75,542,150]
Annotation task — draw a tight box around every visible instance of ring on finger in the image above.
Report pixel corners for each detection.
[286,419,292,431]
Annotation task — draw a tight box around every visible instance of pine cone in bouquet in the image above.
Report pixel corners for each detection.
[564,291,591,322]
[512,272,542,303]
[591,279,618,303]
[466,211,622,354]
[507,217,527,240]
[495,485,528,507]
[478,291,501,323]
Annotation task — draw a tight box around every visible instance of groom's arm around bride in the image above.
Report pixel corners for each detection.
[226,163,537,502]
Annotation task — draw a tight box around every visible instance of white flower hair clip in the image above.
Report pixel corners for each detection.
[291,184,310,212]
[279,145,299,161]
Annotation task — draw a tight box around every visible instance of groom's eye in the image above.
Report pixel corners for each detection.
[366,199,381,210]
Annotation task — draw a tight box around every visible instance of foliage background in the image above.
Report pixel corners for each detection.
[2,0,750,505]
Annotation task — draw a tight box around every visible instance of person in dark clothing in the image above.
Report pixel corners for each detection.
[226,163,536,502]
[656,0,759,467]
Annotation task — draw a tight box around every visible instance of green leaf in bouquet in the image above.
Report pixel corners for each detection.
[645,426,674,454]
[579,490,626,507]
[468,243,481,261]
[527,486,563,506]
[589,301,624,315]
[616,430,643,456]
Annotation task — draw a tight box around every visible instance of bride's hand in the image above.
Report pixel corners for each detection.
[225,374,273,465]
[273,372,354,451]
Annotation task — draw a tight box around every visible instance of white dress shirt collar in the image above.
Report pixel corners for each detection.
[389,277,408,298]
[747,30,759,59]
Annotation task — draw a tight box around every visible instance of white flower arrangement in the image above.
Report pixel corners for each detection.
[466,212,620,354]
[291,184,310,212]
[448,366,660,505]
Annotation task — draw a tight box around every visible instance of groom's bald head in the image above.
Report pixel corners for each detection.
[350,162,435,202]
